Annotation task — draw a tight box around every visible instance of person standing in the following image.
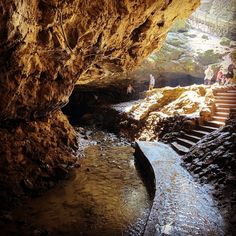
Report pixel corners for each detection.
[224,63,235,85]
[216,67,224,85]
[127,84,135,95]
[149,74,155,90]
[204,65,214,85]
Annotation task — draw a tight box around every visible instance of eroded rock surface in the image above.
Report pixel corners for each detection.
[111,85,214,141]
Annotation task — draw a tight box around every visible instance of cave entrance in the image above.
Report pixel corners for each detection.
[2,0,235,235]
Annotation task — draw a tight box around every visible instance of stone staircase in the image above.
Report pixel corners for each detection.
[171,86,236,155]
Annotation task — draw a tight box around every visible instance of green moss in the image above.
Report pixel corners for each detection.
[220,37,231,46]
[153,44,183,61]
[168,38,182,47]
[198,50,222,66]
[202,35,209,40]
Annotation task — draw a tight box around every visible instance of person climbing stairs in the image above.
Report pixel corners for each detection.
[171,86,236,155]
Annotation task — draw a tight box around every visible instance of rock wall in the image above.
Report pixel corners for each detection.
[0,111,79,209]
[182,119,236,233]
[0,0,199,206]
[0,0,199,121]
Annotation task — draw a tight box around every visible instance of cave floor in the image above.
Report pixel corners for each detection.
[1,130,151,236]
[0,129,227,236]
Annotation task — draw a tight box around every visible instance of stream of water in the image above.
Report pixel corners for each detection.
[2,130,151,236]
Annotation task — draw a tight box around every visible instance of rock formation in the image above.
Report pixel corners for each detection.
[107,85,214,141]
[182,118,236,234]
[0,111,79,209]
[0,0,200,207]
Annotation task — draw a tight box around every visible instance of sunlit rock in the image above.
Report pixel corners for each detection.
[113,84,215,141]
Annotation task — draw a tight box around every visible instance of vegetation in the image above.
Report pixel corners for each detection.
[202,35,209,40]
[198,49,222,66]
[220,37,230,47]
[170,19,190,33]
[220,37,231,46]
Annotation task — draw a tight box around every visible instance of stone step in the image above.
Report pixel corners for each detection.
[216,92,236,97]
[215,107,230,113]
[212,116,227,122]
[182,133,201,143]
[215,99,236,104]
[189,129,209,138]
[176,138,195,148]
[231,109,236,113]
[205,120,225,128]
[215,96,236,100]
[216,103,236,108]
[197,125,218,132]
[171,142,189,155]
[214,112,229,117]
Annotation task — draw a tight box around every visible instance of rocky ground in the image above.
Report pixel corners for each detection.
[110,84,215,141]
[182,118,236,234]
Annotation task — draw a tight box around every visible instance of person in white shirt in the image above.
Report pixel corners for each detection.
[149,74,155,90]
[204,65,214,85]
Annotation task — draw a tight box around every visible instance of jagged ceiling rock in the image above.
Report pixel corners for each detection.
[0,0,200,121]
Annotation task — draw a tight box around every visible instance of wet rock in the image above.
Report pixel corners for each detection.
[182,119,236,234]
[0,214,13,222]
[22,179,34,191]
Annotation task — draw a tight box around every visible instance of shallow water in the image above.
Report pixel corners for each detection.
[137,142,225,236]
[2,131,151,236]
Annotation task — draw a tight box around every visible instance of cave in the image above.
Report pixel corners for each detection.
[0,0,236,235]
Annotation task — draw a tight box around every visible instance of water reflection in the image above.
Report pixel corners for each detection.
[2,132,151,236]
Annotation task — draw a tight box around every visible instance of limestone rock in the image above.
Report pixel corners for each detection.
[140,27,234,83]
[0,0,200,120]
[113,84,213,141]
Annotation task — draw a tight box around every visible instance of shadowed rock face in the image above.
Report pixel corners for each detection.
[182,120,236,234]
[0,0,200,120]
[0,0,199,206]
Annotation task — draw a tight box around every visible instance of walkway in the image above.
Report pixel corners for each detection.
[171,86,236,155]
[135,141,225,236]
